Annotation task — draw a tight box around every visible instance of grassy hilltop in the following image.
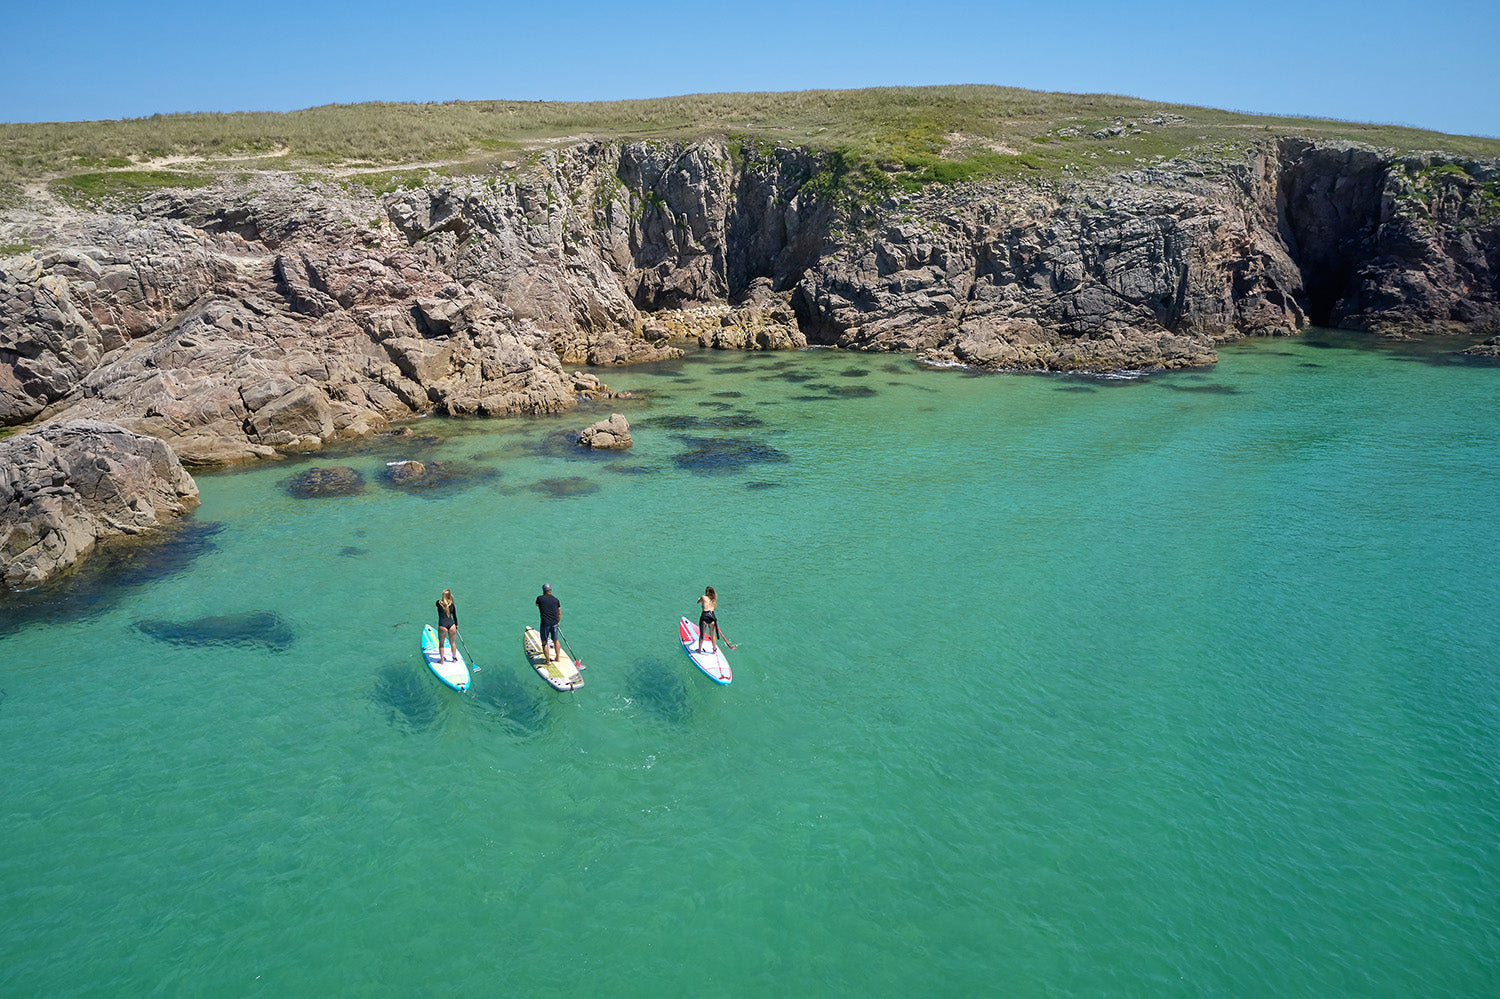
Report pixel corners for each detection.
[4,84,1500,206]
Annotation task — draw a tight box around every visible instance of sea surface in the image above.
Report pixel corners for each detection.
[2,332,1497,996]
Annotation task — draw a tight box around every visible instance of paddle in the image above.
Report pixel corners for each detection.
[455,629,481,672]
[694,618,734,653]
[557,629,584,669]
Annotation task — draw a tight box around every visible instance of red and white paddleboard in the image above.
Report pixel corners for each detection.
[680,617,731,684]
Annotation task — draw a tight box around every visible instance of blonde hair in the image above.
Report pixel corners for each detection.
[438,589,454,610]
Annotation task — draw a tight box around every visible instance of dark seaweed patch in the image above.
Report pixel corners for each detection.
[524,476,601,498]
[827,384,877,398]
[136,610,295,650]
[603,464,663,475]
[672,435,790,474]
[636,413,765,430]
[0,520,223,637]
[371,661,443,732]
[712,391,744,399]
[1162,383,1243,395]
[839,368,871,378]
[1054,385,1098,393]
[625,656,693,724]
[767,370,818,383]
[281,466,365,498]
[745,480,784,490]
[697,401,735,411]
[339,546,368,557]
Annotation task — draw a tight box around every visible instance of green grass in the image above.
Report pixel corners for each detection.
[4,86,1499,197]
[47,169,215,205]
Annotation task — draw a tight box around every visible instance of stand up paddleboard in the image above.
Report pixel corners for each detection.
[523,627,584,691]
[680,617,731,684]
[421,624,471,691]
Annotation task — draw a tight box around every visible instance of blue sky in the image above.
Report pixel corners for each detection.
[3,0,1496,137]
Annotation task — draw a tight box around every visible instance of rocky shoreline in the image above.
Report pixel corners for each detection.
[2,134,1498,584]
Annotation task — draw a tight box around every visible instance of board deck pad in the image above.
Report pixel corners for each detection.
[523,627,583,691]
[680,617,731,684]
[421,624,470,691]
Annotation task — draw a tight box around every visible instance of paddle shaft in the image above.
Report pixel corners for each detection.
[455,629,480,672]
[557,628,582,666]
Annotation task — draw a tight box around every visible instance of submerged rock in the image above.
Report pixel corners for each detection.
[281,465,366,498]
[380,458,499,492]
[0,420,200,588]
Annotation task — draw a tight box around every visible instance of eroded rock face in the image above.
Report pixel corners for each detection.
[0,420,200,588]
[3,135,1496,465]
[1,135,1495,583]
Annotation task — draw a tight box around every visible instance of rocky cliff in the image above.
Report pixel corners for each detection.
[0,420,199,588]
[2,133,1497,583]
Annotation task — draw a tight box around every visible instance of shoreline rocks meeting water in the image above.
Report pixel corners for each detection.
[2,119,1498,586]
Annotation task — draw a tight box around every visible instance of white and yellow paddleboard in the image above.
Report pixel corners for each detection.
[421,624,470,691]
[523,627,583,691]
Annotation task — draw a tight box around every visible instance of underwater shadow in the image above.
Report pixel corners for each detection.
[625,656,693,725]
[0,519,224,639]
[371,661,445,732]
[467,665,551,738]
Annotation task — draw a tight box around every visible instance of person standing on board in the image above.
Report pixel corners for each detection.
[695,585,721,654]
[536,584,562,663]
[435,589,459,663]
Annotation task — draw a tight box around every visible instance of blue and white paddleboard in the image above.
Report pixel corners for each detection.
[421,624,470,691]
[680,617,731,684]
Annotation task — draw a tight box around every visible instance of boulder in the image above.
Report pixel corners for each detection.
[578,413,632,450]
[382,460,426,485]
[0,420,200,588]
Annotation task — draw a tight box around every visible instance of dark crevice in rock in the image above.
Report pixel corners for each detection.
[1275,139,1389,327]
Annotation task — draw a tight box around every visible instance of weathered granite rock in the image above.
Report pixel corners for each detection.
[1463,335,1500,356]
[0,420,200,588]
[2,133,1496,583]
[3,135,1497,468]
[578,413,632,450]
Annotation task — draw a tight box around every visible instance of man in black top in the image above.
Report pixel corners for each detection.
[536,583,562,663]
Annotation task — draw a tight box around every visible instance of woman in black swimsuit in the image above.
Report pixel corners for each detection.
[436,589,458,662]
[695,585,720,654]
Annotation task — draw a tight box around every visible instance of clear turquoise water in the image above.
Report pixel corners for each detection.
[3,333,1498,996]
